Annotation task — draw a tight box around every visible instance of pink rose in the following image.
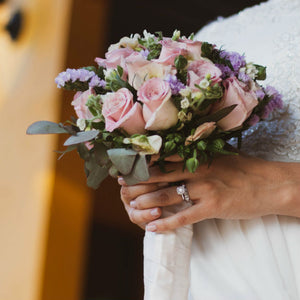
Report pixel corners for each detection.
[71,88,95,120]
[102,88,146,135]
[187,60,222,90]
[179,38,202,60]
[126,52,174,90]
[212,77,258,131]
[154,38,188,65]
[95,48,134,78]
[185,122,217,145]
[137,78,178,130]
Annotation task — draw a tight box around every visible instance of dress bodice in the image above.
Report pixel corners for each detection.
[195,0,300,162]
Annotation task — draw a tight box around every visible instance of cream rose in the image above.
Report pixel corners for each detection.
[137,78,178,130]
[126,52,174,90]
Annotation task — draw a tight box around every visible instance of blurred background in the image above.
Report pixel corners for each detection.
[0,0,266,299]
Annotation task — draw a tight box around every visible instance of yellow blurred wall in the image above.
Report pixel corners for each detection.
[0,1,72,299]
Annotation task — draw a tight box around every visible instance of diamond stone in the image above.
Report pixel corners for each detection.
[176,185,185,195]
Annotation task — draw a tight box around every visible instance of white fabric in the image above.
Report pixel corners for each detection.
[143,0,300,299]
[190,0,300,299]
[144,202,193,300]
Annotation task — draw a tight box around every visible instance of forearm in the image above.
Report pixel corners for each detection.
[273,161,300,218]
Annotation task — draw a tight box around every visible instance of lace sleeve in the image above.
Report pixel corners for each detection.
[195,0,300,162]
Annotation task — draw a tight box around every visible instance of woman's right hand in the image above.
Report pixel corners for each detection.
[119,180,167,229]
[119,155,183,229]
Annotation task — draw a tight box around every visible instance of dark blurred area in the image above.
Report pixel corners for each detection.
[83,1,267,300]
[106,0,267,46]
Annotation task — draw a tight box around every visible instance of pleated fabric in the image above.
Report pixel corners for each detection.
[190,217,300,300]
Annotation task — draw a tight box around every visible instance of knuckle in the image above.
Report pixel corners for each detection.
[135,195,148,209]
[120,186,131,202]
[177,214,188,227]
[157,191,170,205]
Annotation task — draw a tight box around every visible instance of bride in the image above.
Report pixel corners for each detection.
[118,0,300,298]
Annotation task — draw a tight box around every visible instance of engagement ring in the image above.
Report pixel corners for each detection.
[176,184,192,204]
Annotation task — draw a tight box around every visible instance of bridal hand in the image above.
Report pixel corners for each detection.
[119,154,300,232]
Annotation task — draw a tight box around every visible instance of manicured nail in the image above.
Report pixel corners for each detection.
[146,224,157,232]
[130,201,137,208]
[118,177,125,185]
[150,208,160,216]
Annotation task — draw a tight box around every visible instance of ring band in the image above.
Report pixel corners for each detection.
[176,184,191,203]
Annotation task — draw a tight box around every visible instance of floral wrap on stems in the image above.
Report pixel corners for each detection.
[144,202,193,300]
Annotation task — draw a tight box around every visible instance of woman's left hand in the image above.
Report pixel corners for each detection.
[119,153,300,232]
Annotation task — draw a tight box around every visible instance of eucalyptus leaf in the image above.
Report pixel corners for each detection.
[77,143,91,161]
[55,145,77,160]
[26,121,68,135]
[85,162,109,189]
[93,143,110,166]
[107,148,137,175]
[123,155,150,185]
[64,130,99,146]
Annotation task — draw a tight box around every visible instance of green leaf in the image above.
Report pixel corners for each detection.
[85,161,109,189]
[254,64,267,80]
[77,143,91,161]
[117,65,124,77]
[123,155,150,185]
[195,104,237,125]
[175,55,188,70]
[93,143,109,166]
[55,145,77,160]
[64,130,99,146]
[26,121,68,135]
[107,148,137,175]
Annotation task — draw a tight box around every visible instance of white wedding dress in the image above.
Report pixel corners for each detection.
[190,0,300,299]
[143,1,300,299]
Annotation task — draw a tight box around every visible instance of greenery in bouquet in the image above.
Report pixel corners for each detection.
[27,30,283,188]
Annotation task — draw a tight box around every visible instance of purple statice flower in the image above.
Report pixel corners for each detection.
[140,49,150,59]
[238,71,251,83]
[216,64,234,79]
[220,51,246,73]
[248,114,260,126]
[165,74,185,95]
[89,75,106,88]
[255,88,266,100]
[55,68,95,88]
[261,85,284,119]
[218,51,246,79]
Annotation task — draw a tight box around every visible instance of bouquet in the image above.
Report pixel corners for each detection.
[27,30,283,300]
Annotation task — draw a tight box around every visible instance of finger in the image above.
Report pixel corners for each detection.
[145,204,207,232]
[127,206,162,225]
[120,183,168,205]
[133,186,183,209]
[144,163,193,184]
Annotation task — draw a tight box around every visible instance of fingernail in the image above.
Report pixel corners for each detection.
[150,208,159,216]
[146,224,157,232]
[130,201,137,208]
[118,177,125,185]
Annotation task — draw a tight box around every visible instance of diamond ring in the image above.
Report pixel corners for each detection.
[176,184,192,203]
